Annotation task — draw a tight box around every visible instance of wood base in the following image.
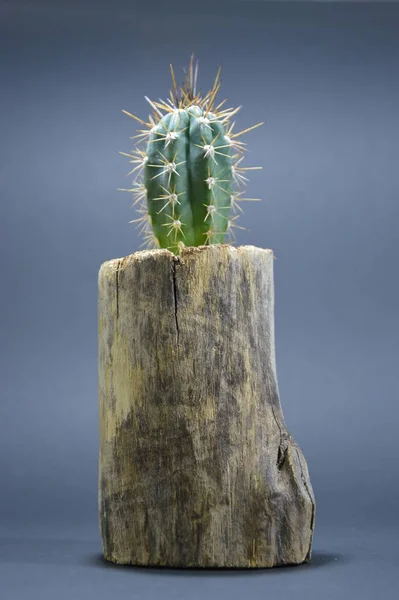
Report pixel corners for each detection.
[98,244,315,567]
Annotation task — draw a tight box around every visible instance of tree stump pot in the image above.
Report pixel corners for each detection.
[98,244,315,568]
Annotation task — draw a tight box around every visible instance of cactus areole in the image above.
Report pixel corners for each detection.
[120,56,264,254]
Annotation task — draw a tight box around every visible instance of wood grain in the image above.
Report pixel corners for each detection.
[98,244,315,567]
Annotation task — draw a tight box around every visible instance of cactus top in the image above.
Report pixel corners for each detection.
[120,56,263,255]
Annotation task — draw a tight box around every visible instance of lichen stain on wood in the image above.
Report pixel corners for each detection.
[98,244,315,567]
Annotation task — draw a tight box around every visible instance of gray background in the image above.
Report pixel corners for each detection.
[1,0,398,598]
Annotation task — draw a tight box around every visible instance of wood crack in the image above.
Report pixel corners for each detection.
[294,447,316,561]
[270,403,289,469]
[171,257,180,344]
[115,261,121,320]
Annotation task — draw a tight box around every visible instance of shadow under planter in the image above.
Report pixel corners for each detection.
[98,244,315,568]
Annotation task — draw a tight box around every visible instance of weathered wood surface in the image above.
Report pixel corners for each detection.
[98,244,315,567]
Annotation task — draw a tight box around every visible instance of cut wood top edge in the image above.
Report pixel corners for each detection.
[99,244,274,274]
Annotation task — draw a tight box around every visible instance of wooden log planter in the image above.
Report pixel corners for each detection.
[98,244,315,568]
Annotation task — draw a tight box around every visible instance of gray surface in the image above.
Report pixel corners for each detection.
[1,0,398,597]
[1,524,398,600]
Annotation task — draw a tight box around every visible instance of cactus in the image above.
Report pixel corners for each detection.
[119,56,263,255]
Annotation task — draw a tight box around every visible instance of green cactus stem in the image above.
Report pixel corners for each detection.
[119,55,264,255]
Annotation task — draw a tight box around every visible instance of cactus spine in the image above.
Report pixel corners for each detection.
[120,56,263,255]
